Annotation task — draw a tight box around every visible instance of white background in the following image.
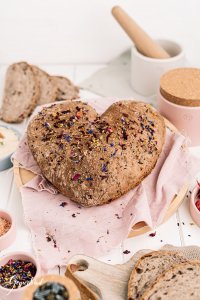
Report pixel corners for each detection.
[0,0,200,64]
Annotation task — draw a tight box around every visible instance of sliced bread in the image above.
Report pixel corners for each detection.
[52,76,79,101]
[0,62,40,123]
[141,260,200,300]
[128,251,187,300]
[32,66,57,105]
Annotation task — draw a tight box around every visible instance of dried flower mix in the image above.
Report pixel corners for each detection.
[0,217,11,237]
[123,250,131,254]
[33,282,69,300]
[60,202,67,207]
[0,259,36,289]
[195,184,200,211]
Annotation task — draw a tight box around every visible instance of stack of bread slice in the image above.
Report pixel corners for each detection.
[128,250,200,300]
[0,62,79,123]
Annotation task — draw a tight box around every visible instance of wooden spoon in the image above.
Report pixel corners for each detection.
[112,6,170,59]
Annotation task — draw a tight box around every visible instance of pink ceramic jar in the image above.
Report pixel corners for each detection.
[157,68,200,146]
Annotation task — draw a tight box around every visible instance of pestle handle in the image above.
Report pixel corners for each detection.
[112,6,170,59]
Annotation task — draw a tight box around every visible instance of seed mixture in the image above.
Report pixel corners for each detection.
[0,217,11,237]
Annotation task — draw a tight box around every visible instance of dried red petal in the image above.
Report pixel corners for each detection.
[195,199,200,211]
[149,231,156,237]
[107,127,113,133]
[72,173,81,181]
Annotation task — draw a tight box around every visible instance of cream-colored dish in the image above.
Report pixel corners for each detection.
[0,125,20,171]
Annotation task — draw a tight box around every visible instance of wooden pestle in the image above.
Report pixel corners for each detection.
[112,6,170,59]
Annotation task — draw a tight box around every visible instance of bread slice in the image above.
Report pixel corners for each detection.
[0,62,40,123]
[32,66,57,105]
[128,251,187,300]
[141,260,200,300]
[52,76,79,101]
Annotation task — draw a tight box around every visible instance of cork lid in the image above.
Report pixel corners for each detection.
[160,68,200,107]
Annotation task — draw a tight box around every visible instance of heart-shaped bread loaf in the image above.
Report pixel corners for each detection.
[27,100,165,206]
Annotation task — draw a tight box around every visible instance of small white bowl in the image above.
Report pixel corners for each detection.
[190,185,200,227]
[0,125,20,171]
[130,39,186,96]
[0,252,40,300]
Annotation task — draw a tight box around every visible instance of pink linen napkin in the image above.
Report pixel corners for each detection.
[13,98,200,270]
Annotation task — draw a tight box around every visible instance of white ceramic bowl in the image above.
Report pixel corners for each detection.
[0,125,20,171]
[131,39,185,96]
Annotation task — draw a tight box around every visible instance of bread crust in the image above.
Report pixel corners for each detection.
[141,260,200,300]
[128,250,186,300]
[0,62,40,123]
[52,75,79,101]
[27,100,165,207]
[32,66,58,105]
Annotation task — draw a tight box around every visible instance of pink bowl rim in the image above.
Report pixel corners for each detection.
[190,185,200,215]
[0,209,15,241]
[0,251,40,292]
[159,91,200,110]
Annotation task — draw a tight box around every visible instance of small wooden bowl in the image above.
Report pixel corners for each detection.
[23,274,80,300]
[190,185,200,227]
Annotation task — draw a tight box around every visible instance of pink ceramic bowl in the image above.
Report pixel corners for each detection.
[0,210,16,250]
[157,91,200,146]
[0,252,40,300]
[190,185,200,227]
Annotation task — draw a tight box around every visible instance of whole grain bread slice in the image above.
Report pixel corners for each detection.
[0,62,40,123]
[52,76,79,101]
[128,251,187,300]
[141,260,200,300]
[32,66,57,105]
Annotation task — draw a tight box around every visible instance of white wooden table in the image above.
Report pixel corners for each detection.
[0,64,200,275]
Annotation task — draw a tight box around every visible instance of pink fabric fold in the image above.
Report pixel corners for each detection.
[13,98,200,270]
